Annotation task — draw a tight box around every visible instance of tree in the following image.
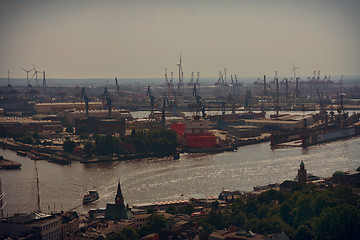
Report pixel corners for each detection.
[211,200,219,210]
[63,140,76,153]
[280,201,293,225]
[292,195,314,227]
[179,204,195,215]
[293,225,314,240]
[229,209,246,227]
[258,189,284,204]
[107,227,138,240]
[245,199,259,216]
[166,206,178,215]
[200,222,215,234]
[147,213,166,232]
[84,141,94,157]
[312,204,360,240]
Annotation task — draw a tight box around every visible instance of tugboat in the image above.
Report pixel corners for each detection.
[83,190,100,204]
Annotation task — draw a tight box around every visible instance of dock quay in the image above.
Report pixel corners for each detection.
[0,139,71,165]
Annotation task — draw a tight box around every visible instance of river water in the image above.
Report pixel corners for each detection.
[1,134,359,216]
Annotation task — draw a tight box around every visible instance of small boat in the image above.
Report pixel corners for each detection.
[83,190,100,204]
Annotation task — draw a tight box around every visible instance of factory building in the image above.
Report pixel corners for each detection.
[227,125,261,138]
[35,102,103,114]
[244,114,314,131]
[75,117,126,135]
[57,109,133,126]
[0,117,63,135]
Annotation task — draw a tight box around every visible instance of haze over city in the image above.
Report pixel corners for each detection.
[1,0,360,79]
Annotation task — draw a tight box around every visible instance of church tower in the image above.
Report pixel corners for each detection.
[298,161,307,186]
[115,180,124,205]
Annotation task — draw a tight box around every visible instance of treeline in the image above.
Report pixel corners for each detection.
[83,129,178,157]
[12,133,53,146]
[196,184,360,239]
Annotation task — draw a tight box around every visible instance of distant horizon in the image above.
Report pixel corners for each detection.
[1,0,359,79]
[1,74,359,88]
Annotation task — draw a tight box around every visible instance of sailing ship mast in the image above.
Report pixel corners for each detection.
[35,161,41,212]
[0,177,6,218]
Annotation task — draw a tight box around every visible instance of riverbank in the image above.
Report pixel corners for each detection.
[0,132,273,165]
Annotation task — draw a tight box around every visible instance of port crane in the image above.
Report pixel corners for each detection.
[161,93,168,127]
[103,87,114,116]
[195,72,200,86]
[80,87,90,117]
[187,72,194,87]
[193,85,206,118]
[5,70,18,99]
[316,89,328,123]
[244,89,252,112]
[146,85,156,115]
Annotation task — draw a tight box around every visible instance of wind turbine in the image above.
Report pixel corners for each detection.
[177,54,184,87]
[20,67,33,86]
[32,64,41,86]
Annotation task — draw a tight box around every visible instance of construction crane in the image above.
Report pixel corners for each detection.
[103,87,114,116]
[80,87,90,117]
[146,85,156,115]
[115,77,121,96]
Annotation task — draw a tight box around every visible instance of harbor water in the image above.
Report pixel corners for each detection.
[1,135,359,216]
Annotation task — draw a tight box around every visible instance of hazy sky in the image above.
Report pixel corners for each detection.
[1,0,359,80]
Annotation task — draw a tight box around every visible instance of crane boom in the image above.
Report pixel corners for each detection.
[115,77,121,96]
